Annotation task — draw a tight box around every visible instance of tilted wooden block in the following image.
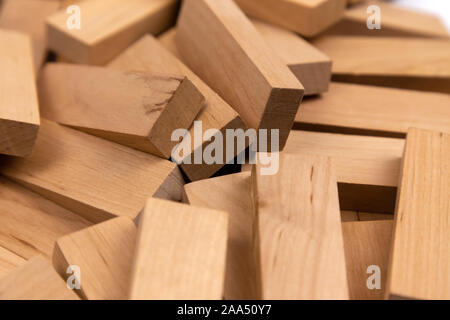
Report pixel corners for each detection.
[235,0,347,37]
[184,172,257,300]
[386,128,450,300]
[0,29,40,157]
[130,198,228,299]
[0,119,184,223]
[0,256,80,300]
[108,35,246,181]
[176,0,304,151]
[0,247,26,280]
[53,217,136,300]
[295,82,450,138]
[252,153,348,299]
[39,63,204,159]
[46,0,179,65]
[313,36,450,94]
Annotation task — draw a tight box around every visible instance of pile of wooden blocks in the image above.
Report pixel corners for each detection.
[0,0,449,300]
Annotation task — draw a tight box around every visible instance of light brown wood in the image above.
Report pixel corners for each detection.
[295,82,450,138]
[386,128,450,300]
[46,0,179,65]
[252,153,348,299]
[0,255,80,300]
[176,0,304,151]
[39,63,204,159]
[235,0,347,37]
[130,198,228,300]
[313,36,450,94]
[0,247,26,280]
[0,29,40,157]
[341,211,393,222]
[342,220,393,300]
[184,172,257,300]
[341,210,359,222]
[0,119,184,223]
[108,35,246,181]
[0,0,59,74]
[53,217,136,300]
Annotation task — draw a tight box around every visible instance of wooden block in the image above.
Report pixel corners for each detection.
[386,128,450,300]
[46,0,179,65]
[0,0,59,73]
[53,217,136,300]
[285,130,404,213]
[0,119,184,223]
[157,28,182,59]
[130,198,228,299]
[176,0,304,151]
[0,255,80,300]
[0,247,26,280]
[358,212,393,221]
[252,153,348,299]
[295,82,450,138]
[313,36,450,94]
[342,220,393,300]
[184,172,257,300]
[235,0,347,37]
[39,63,204,159]
[0,29,40,157]
[108,35,246,181]
[0,176,91,260]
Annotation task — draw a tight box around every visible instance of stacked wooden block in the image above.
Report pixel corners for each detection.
[0,0,448,300]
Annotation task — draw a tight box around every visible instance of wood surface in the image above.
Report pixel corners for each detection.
[341,211,393,222]
[130,198,228,300]
[386,128,450,299]
[39,63,204,159]
[176,0,304,151]
[0,29,40,157]
[0,247,26,280]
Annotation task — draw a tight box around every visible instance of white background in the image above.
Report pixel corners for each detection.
[392,0,450,32]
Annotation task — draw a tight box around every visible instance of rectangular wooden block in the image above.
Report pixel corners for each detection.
[295,82,450,138]
[0,119,184,223]
[386,128,450,300]
[0,29,40,157]
[108,35,246,181]
[0,247,26,280]
[39,63,204,159]
[252,153,348,299]
[313,36,450,93]
[46,0,179,65]
[53,217,136,300]
[130,198,228,299]
[176,0,304,151]
[235,0,347,37]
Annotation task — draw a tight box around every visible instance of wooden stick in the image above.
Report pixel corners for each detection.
[252,153,348,299]
[386,128,450,299]
[0,29,40,157]
[313,36,450,94]
[39,63,204,159]
[46,0,179,65]
[176,0,304,151]
[0,119,184,223]
[53,217,136,300]
[234,0,347,37]
[129,198,228,299]
[108,35,246,181]
[0,246,26,280]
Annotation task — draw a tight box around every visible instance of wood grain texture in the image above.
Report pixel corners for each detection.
[252,153,348,299]
[0,246,26,280]
[108,35,246,181]
[342,220,393,300]
[235,0,347,37]
[0,29,40,157]
[313,36,450,93]
[184,172,257,300]
[176,0,304,151]
[295,82,450,138]
[46,0,179,65]
[386,128,450,300]
[39,63,204,159]
[130,198,228,300]
[341,211,393,222]
[0,255,80,300]
[0,119,184,223]
[0,0,59,73]
[53,217,136,300]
